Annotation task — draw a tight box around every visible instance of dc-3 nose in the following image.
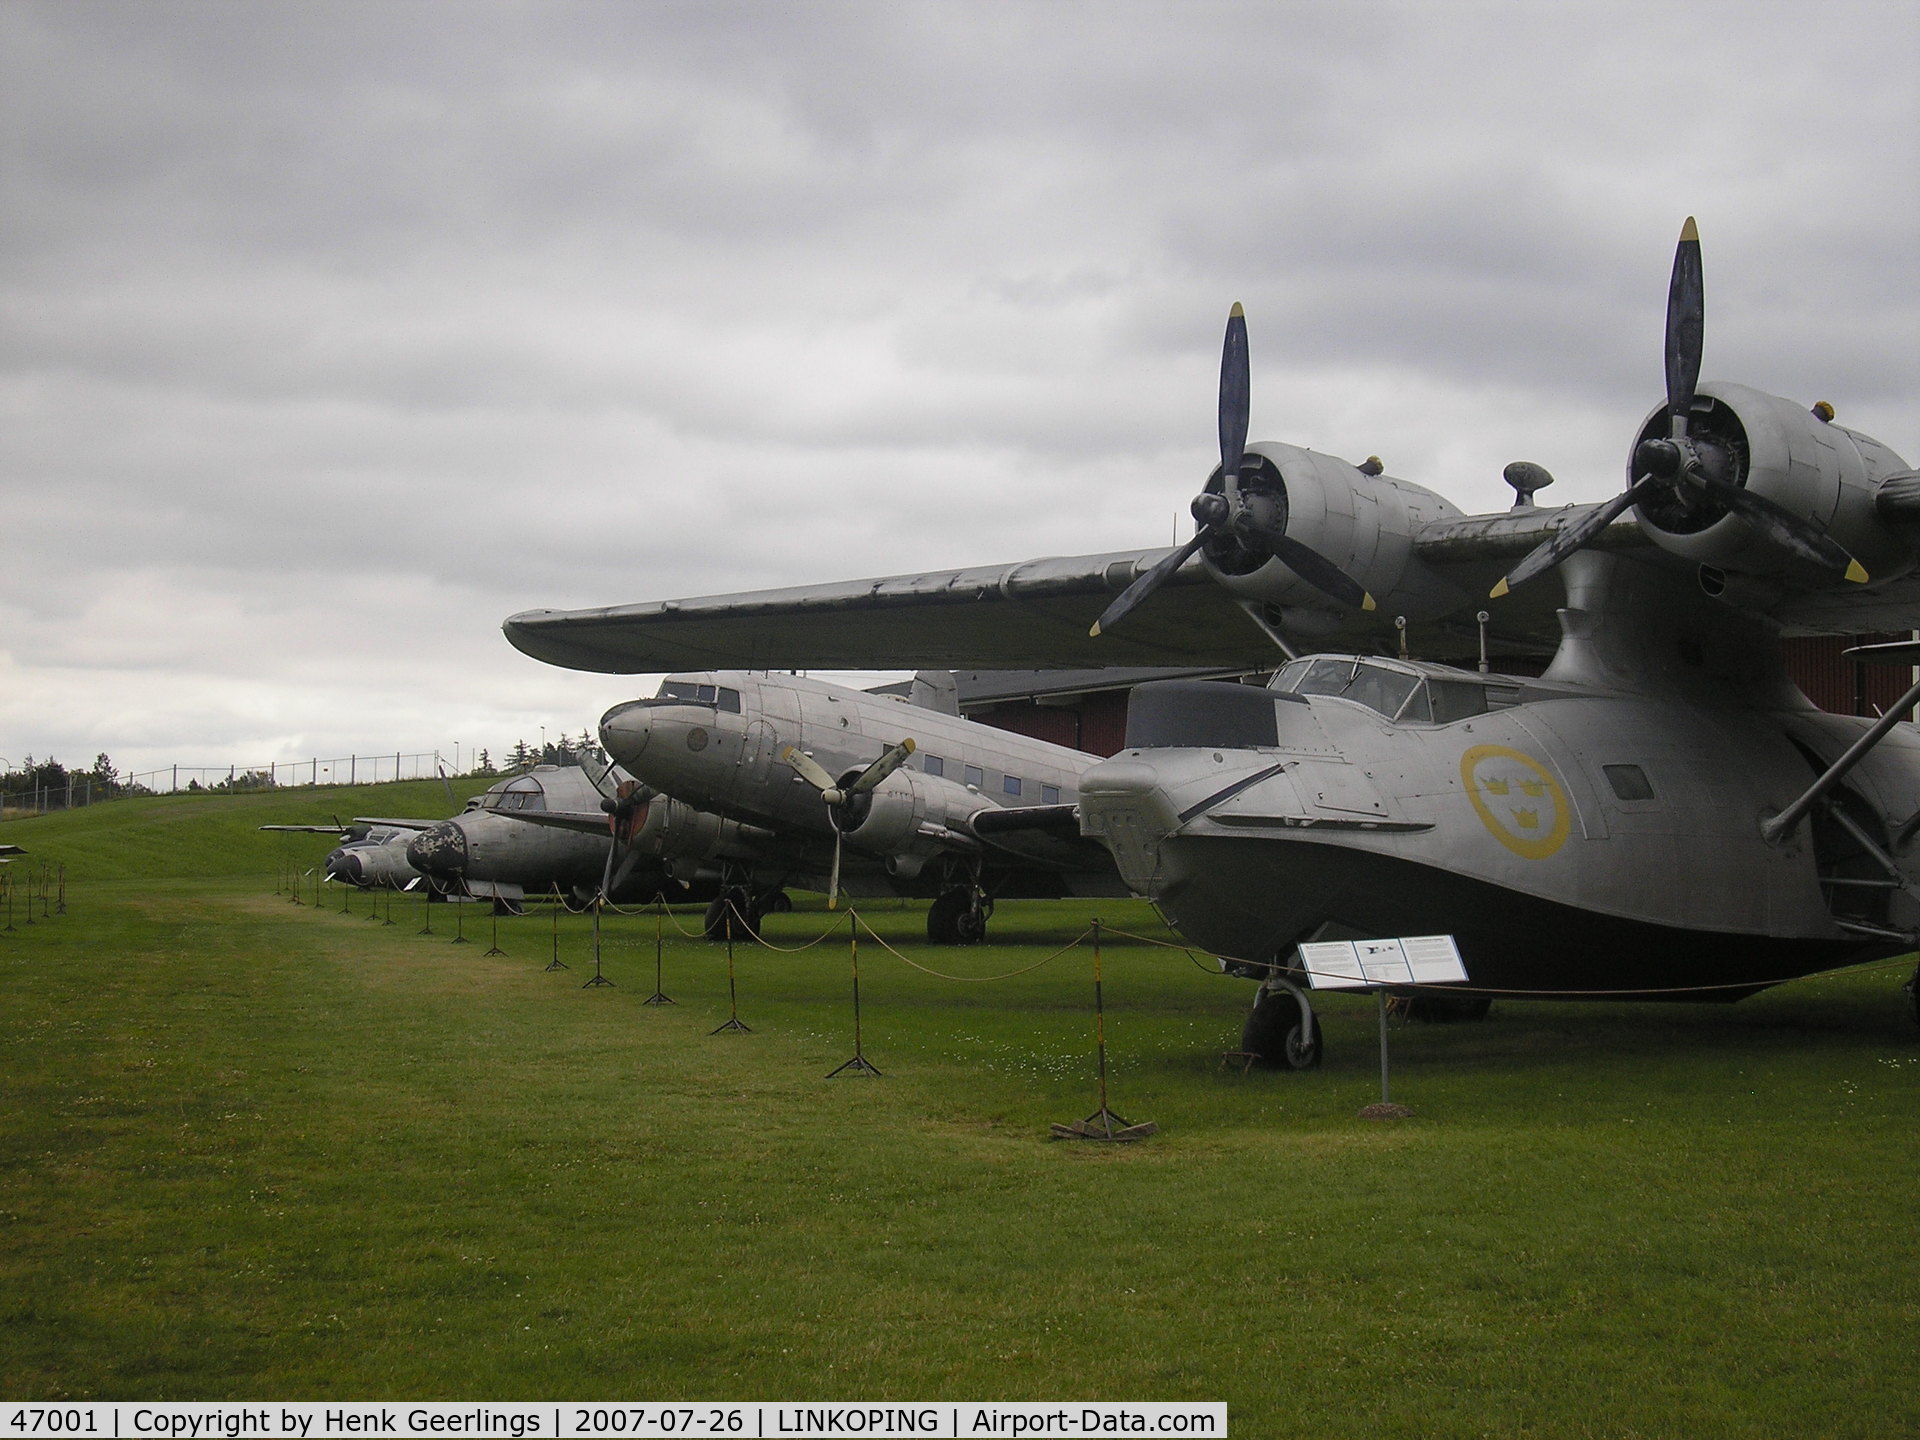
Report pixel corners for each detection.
[406,821,469,879]
[325,849,364,884]
[598,699,657,764]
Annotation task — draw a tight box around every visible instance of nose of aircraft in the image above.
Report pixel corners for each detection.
[598,699,656,764]
[326,849,364,885]
[407,822,469,879]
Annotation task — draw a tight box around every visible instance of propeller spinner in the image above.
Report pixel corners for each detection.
[782,739,916,908]
[1491,218,1867,599]
[1091,304,1376,638]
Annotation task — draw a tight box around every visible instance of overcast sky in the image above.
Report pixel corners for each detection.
[4,0,1916,782]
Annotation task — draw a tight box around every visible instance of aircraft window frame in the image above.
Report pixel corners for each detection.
[1004,775,1022,797]
[923,755,945,778]
[1041,783,1061,805]
[658,680,739,712]
[1603,764,1657,802]
[964,763,985,789]
[1274,656,1496,726]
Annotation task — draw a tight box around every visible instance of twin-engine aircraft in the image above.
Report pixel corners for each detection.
[591,669,1127,942]
[505,221,1920,1062]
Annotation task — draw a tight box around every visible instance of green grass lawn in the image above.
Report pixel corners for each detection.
[2,791,1918,1435]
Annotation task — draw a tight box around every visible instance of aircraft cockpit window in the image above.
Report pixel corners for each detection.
[1604,764,1656,802]
[486,776,547,812]
[659,680,740,711]
[1275,657,1495,725]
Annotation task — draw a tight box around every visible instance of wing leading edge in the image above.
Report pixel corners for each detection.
[503,514,1645,675]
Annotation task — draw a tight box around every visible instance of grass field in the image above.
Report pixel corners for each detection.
[3,788,1918,1435]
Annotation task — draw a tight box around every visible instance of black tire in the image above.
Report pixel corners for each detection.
[1242,990,1322,1070]
[703,890,759,942]
[926,890,961,945]
[759,889,793,915]
[1905,962,1919,1028]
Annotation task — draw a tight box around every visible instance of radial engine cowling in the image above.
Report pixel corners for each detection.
[1199,441,1467,627]
[1630,381,1917,585]
[831,770,986,861]
[627,795,740,865]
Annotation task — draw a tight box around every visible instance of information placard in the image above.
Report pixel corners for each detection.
[1299,935,1467,989]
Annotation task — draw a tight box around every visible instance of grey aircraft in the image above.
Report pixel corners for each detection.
[404,759,761,916]
[262,820,432,889]
[595,669,1128,942]
[504,221,1920,1062]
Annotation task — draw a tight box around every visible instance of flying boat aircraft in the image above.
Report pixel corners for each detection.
[505,222,1920,1062]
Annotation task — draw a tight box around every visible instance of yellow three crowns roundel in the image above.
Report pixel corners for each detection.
[1460,744,1570,860]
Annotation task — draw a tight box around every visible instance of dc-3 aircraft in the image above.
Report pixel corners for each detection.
[593,669,1127,942]
[504,221,1920,1064]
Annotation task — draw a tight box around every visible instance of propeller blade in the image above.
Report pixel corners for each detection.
[848,739,916,795]
[1490,478,1656,598]
[782,745,842,800]
[1696,471,1868,582]
[1665,217,1703,439]
[1264,533,1377,612]
[1090,530,1210,638]
[1219,303,1249,480]
[827,830,842,911]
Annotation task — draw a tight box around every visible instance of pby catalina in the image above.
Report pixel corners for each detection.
[594,670,1126,943]
[506,221,1920,1063]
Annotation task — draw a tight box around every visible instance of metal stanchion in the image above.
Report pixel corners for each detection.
[583,893,613,986]
[827,910,880,1076]
[710,902,751,1033]
[544,885,567,971]
[1052,919,1156,1141]
[641,896,673,1004]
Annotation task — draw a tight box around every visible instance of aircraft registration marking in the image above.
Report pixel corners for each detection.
[1460,744,1570,860]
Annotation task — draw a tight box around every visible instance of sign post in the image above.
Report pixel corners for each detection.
[1296,935,1469,1118]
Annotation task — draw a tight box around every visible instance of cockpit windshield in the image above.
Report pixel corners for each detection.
[1270,656,1502,725]
[480,775,547,812]
[657,680,743,713]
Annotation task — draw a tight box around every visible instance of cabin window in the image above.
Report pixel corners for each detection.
[923,755,945,778]
[1004,775,1022,797]
[716,686,742,714]
[1604,764,1656,802]
[964,764,985,788]
[1041,783,1061,805]
[1428,681,1490,724]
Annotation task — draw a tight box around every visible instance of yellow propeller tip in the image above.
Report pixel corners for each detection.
[1229,301,1244,318]
[1361,593,1377,612]
[1490,578,1511,599]
[1087,622,1103,638]
[902,738,916,754]
[1680,216,1699,243]
[1846,559,1869,584]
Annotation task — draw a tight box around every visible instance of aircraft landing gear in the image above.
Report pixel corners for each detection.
[703,886,760,942]
[1905,961,1919,1028]
[1242,979,1322,1070]
[926,886,991,945]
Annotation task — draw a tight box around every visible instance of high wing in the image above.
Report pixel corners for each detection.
[504,516,1599,675]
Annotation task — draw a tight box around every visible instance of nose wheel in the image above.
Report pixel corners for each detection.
[1241,978,1323,1070]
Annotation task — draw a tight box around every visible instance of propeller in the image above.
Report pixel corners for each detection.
[595,779,654,901]
[782,739,916,909]
[1091,304,1375,638]
[1491,218,1866,599]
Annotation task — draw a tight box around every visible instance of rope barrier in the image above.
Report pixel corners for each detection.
[849,908,1089,982]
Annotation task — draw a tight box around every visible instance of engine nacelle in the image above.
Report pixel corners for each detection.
[1630,382,1918,586]
[1200,442,1469,623]
[834,770,986,861]
[630,795,744,865]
